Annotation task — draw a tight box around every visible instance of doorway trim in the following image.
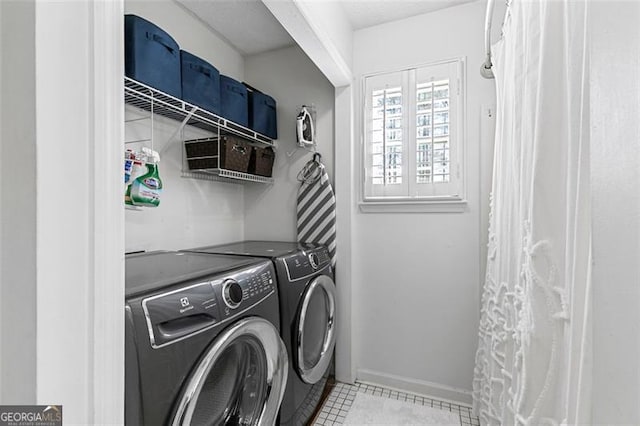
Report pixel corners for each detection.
[91,0,125,422]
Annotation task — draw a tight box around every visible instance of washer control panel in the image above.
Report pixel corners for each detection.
[216,262,276,320]
[142,260,276,348]
[242,268,275,302]
[284,246,331,281]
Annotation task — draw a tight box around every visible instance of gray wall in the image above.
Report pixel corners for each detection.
[0,0,37,405]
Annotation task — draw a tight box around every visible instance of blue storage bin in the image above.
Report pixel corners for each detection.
[125,15,181,98]
[220,75,248,127]
[180,51,220,114]
[248,90,277,139]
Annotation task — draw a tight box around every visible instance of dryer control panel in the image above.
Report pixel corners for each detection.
[284,246,331,281]
[142,260,276,348]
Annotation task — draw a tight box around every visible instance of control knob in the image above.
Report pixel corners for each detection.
[222,279,243,309]
[309,253,319,269]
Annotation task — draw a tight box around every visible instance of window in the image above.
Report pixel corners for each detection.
[362,58,465,209]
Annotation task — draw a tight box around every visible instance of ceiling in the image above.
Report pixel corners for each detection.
[177,0,295,56]
[177,0,477,56]
[341,0,476,30]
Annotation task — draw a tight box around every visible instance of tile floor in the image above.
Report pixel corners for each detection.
[311,382,480,426]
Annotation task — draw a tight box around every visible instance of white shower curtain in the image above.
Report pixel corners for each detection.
[473,1,591,425]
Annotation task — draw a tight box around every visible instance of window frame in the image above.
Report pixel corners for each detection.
[359,57,467,213]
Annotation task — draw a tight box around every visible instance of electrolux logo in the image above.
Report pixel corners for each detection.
[0,405,62,426]
[179,296,194,314]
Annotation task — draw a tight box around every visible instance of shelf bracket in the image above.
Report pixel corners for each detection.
[159,106,198,155]
[124,138,152,145]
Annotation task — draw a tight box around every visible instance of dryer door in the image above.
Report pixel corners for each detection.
[172,317,288,426]
[295,275,337,384]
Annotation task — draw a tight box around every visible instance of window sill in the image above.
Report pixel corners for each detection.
[359,198,468,213]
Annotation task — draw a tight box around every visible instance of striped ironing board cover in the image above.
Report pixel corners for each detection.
[296,166,337,267]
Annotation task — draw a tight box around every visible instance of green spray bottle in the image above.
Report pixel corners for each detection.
[130,149,162,207]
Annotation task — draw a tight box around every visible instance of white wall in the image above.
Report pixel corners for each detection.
[591,1,640,423]
[350,1,496,403]
[124,0,247,252]
[243,45,334,241]
[334,84,356,382]
[0,0,37,404]
[124,114,247,252]
[35,1,96,417]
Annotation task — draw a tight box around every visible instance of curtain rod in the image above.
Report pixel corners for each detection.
[480,0,496,79]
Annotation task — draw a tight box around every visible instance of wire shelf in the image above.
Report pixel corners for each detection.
[182,169,273,184]
[124,77,274,147]
[183,136,274,184]
[125,77,275,185]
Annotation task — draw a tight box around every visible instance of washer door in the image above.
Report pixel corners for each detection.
[295,275,337,384]
[172,317,288,426]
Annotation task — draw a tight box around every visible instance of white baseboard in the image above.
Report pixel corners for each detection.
[356,368,473,406]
